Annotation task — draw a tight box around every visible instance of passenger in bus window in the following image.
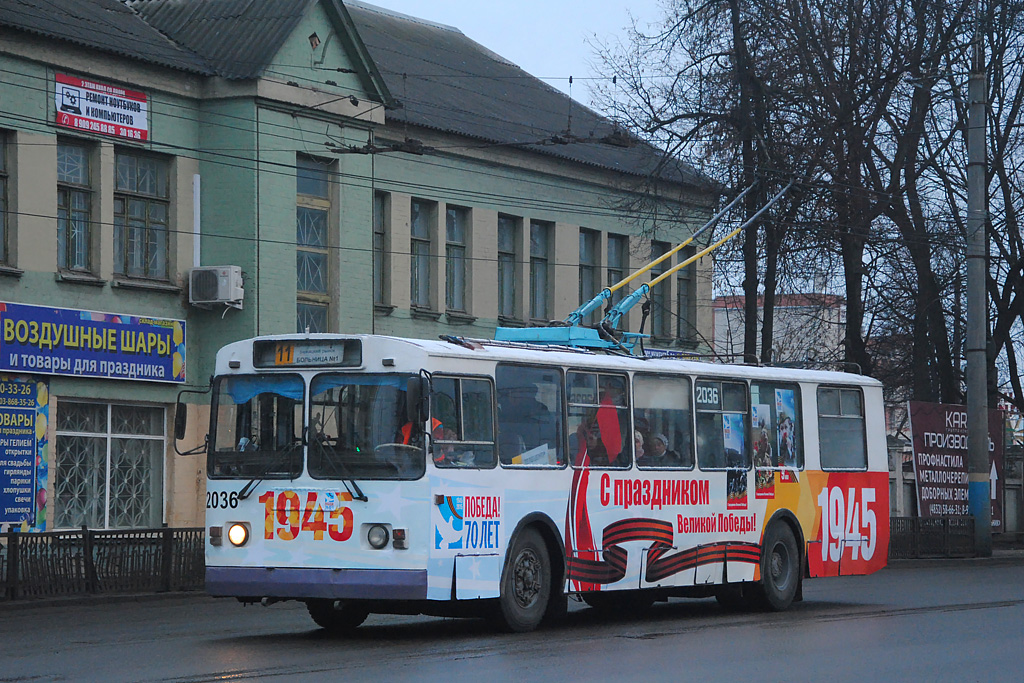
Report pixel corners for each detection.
[634,430,645,459]
[641,433,684,467]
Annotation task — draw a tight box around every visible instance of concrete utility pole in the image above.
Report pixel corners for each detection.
[966,26,992,556]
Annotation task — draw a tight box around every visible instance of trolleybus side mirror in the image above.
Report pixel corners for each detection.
[173,381,213,456]
[407,376,427,423]
[174,402,187,441]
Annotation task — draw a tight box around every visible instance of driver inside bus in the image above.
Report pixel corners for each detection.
[398,416,443,449]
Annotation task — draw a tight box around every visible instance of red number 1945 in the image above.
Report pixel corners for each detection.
[258,490,353,542]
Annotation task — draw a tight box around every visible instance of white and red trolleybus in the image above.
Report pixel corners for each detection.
[184,332,889,632]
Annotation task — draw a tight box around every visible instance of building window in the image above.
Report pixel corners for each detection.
[373,192,388,305]
[446,205,468,312]
[497,214,519,320]
[296,157,331,332]
[57,140,92,272]
[579,229,600,324]
[410,199,434,309]
[55,402,165,529]
[650,241,670,338]
[530,220,551,320]
[607,233,627,307]
[676,246,697,343]
[114,152,169,279]
[0,133,7,264]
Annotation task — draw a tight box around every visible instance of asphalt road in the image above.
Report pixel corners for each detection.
[1,560,1022,682]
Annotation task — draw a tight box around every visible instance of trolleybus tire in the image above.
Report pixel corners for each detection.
[496,528,550,632]
[754,523,799,611]
[306,599,369,632]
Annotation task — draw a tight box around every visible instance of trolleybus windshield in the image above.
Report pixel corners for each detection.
[210,374,304,479]
[308,373,424,480]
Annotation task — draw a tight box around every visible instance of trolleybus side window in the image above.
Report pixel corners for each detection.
[210,374,304,478]
[695,379,749,470]
[750,381,803,470]
[634,374,693,469]
[496,364,565,467]
[307,373,425,480]
[817,387,867,470]
[567,371,631,469]
[430,376,497,469]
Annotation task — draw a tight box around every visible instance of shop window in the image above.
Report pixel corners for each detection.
[55,402,164,529]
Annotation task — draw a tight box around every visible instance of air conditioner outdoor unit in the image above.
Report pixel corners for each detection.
[189,265,244,309]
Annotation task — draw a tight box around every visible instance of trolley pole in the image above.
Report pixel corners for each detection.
[966,31,991,556]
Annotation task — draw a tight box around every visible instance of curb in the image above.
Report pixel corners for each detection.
[0,590,207,612]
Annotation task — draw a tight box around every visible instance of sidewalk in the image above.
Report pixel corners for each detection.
[888,545,1024,568]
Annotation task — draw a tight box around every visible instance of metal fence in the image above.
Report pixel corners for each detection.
[889,517,976,559]
[1,527,204,601]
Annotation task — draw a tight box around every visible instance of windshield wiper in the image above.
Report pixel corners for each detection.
[311,436,368,502]
[236,445,301,500]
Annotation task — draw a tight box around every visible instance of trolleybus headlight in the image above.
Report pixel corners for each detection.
[367,524,390,549]
[227,522,250,547]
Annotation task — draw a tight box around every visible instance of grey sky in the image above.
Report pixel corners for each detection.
[352,1,665,101]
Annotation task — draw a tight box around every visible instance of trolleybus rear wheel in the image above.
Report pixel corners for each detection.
[496,528,550,632]
[306,599,369,632]
[755,523,799,611]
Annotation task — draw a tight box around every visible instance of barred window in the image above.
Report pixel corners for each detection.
[114,151,169,279]
[55,402,165,529]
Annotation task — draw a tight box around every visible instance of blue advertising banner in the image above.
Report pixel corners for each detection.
[0,302,185,383]
[0,375,48,530]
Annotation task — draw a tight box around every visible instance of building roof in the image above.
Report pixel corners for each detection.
[1,0,707,187]
[0,0,212,74]
[344,1,705,185]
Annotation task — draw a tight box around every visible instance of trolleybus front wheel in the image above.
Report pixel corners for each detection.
[496,527,550,632]
[306,599,369,632]
[754,522,799,611]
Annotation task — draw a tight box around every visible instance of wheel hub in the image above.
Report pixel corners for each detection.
[513,548,541,608]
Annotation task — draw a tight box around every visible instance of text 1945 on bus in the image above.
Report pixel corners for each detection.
[176,333,889,633]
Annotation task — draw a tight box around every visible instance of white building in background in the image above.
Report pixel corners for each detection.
[713,293,846,365]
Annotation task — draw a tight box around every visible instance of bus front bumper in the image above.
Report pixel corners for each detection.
[206,566,428,601]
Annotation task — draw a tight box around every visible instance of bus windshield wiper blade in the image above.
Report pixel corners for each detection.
[236,449,300,500]
[312,438,368,502]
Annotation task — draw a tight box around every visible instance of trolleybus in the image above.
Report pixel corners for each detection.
[181,332,889,632]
